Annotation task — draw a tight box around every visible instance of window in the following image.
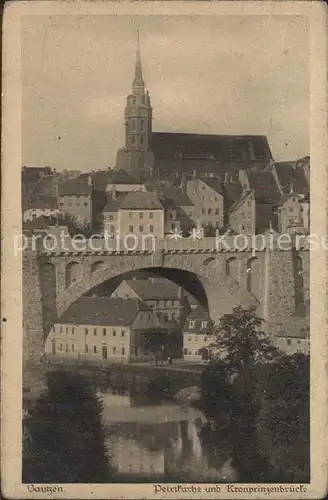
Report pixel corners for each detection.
[93,345,97,353]
[113,330,116,337]
[287,339,291,346]
[84,202,88,207]
[149,212,153,219]
[204,336,207,342]
[103,328,106,336]
[171,223,175,230]
[184,348,188,355]
[129,225,134,232]
[149,225,154,233]
[85,344,89,353]
[109,215,114,221]
[189,320,195,328]
[72,344,75,352]
[85,328,88,335]
[72,327,74,334]
[189,350,192,355]
[188,336,192,342]
[139,225,144,232]
[297,340,301,344]
[60,326,63,334]
[202,209,205,215]
[241,212,245,216]
[172,313,176,321]
[110,225,115,233]
[163,314,168,322]
[194,336,198,342]
[140,119,144,131]
[208,208,212,215]
[94,328,97,336]
[122,348,125,355]
[215,208,219,215]
[60,343,63,351]
[113,347,116,354]
[201,321,208,329]
[139,212,143,219]
[129,212,133,219]
[65,344,69,352]
[60,202,64,207]
[121,330,125,337]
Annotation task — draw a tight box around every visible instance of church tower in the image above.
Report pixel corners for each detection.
[116,30,154,180]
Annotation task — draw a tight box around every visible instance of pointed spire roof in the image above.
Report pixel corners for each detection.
[132,28,145,95]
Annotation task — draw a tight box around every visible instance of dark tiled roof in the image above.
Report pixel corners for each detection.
[58,297,149,326]
[121,279,181,300]
[272,162,309,196]
[23,217,49,231]
[222,181,243,209]
[119,191,163,210]
[151,132,273,162]
[157,187,193,208]
[229,190,253,213]
[202,178,224,196]
[102,194,124,213]
[248,171,281,203]
[59,176,92,196]
[26,197,58,210]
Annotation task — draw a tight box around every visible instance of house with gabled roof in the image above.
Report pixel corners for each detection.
[111,278,190,330]
[44,297,161,363]
[228,189,255,235]
[183,307,214,362]
[58,175,93,227]
[185,177,224,232]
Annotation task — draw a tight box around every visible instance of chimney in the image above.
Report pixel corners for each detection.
[224,172,228,183]
[180,173,187,193]
[112,185,117,200]
[289,181,294,195]
[88,175,92,186]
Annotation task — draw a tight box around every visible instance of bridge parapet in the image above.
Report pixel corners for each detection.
[36,233,311,256]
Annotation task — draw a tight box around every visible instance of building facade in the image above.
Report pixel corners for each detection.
[44,297,161,363]
[183,308,214,362]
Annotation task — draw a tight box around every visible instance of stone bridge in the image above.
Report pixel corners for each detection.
[23,235,310,361]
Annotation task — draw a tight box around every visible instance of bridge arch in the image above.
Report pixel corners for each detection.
[65,261,82,288]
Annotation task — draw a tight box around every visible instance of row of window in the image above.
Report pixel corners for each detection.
[56,326,126,336]
[59,201,89,208]
[186,335,209,342]
[128,225,154,233]
[188,320,208,329]
[85,327,126,337]
[201,208,220,215]
[129,212,154,219]
[148,299,179,307]
[285,338,309,346]
[183,348,204,355]
[55,343,126,355]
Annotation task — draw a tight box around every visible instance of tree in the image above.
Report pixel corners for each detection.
[211,306,281,380]
[23,370,113,483]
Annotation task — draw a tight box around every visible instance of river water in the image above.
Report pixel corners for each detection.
[97,385,238,482]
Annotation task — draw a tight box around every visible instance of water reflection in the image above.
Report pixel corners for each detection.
[96,386,238,482]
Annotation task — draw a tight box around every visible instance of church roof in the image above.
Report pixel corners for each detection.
[58,297,150,327]
[119,191,163,210]
[151,132,273,163]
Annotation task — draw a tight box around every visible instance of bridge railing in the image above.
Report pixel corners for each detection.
[34,232,310,254]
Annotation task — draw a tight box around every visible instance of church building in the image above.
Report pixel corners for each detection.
[115,32,274,182]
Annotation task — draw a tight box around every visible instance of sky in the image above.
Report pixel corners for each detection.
[22,15,309,172]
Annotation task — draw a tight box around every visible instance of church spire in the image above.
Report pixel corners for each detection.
[132,28,145,95]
